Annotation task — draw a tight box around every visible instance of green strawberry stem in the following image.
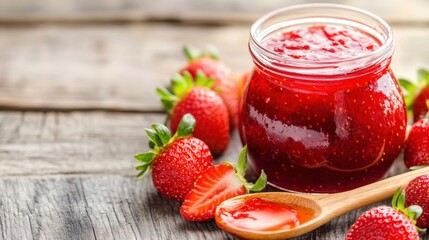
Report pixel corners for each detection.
[183,45,219,62]
[392,187,424,231]
[156,71,215,113]
[183,45,203,62]
[206,44,220,60]
[223,146,267,193]
[134,113,196,178]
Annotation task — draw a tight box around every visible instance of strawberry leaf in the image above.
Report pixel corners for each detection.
[156,87,174,99]
[135,163,151,178]
[148,140,155,149]
[399,78,417,96]
[417,68,429,86]
[249,170,267,192]
[403,95,413,110]
[183,45,203,62]
[195,70,207,86]
[182,72,194,89]
[230,146,267,193]
[407,205,423,222]
[177,113,196,137]
[160,99,175,111]
[195,70,214,89]
[171,74,188,98]
[156,87,177,111]
[236,146,248,176]
[152,123,171,145]
[145,128,163,147]
[397,190,406,212]
[206,44,219,60]
[392,187,401,209]
[134,152,155,163]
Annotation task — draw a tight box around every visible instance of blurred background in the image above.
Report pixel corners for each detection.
[0,0,427,112]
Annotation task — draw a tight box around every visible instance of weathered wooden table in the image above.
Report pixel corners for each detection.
[0,0,428,239]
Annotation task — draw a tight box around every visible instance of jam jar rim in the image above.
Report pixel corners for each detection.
[249,3,394,78]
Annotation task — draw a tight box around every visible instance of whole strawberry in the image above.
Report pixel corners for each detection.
[157,72,230,156]
[346,188,422,240]
[180,146,267,221]
[181,46,241,127]
[134,114,213,201]
[404,112,429,168]
[400,68,429,122]
[405,174,429,228]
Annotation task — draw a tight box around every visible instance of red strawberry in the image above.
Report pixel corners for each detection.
[181,46,241,128]
[180,146,267,221]
[405,174,429,228]
[134,114,213,201]
[404,116,429,168]
[157,72,230,156]
[413,86,429,121]
[346,188,423,240]
[399,68,429,122]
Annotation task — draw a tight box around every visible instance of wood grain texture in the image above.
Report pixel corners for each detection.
[0,24,428,112]
[0,0,428,24]
[0,175,236,240]
[1,173,427,240]
[0,111,243,176]
[0,23,250,112]
[0,111,426,239]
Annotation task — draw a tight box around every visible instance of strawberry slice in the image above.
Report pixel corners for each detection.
[180,146,267,221]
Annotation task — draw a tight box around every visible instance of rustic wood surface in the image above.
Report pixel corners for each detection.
[0,0,428,239]
[0,173,409,240]
[0,111,243,177]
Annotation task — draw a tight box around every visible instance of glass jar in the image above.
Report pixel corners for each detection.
[239,4,406,193]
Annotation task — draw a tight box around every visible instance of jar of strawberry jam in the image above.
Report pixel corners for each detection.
[239,4,406,193]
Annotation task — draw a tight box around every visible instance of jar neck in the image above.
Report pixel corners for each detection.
[249,4,394,81]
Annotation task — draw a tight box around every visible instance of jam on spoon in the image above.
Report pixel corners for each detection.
[216,197,314,231]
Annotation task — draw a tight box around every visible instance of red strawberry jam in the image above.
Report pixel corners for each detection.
[240,6,406,193]
[216,197,314,231]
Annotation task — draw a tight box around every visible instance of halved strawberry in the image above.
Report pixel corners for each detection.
[180,146,267,221]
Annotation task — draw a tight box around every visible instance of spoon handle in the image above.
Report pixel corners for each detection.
[318,166,429,218]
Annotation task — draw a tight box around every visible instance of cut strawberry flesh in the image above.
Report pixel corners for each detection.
[180,164,246,221]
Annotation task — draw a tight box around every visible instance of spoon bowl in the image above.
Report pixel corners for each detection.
[215,166,429,239]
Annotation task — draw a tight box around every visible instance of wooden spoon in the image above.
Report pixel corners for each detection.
[215,166,429,239]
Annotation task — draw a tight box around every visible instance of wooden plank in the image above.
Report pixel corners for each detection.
[0,23,251,111]
[0,24,428,111]
[0,110,408,177]
[0,112,423,239]
[0,175,235,240]
[1,170,428,240]
[0,0,428,24]
[0,111,243,176]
